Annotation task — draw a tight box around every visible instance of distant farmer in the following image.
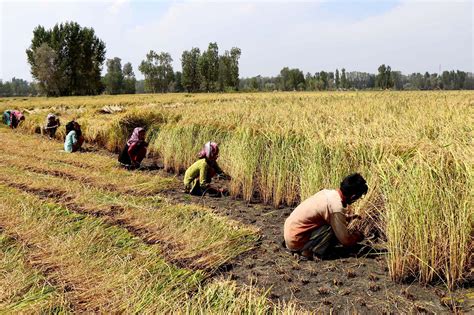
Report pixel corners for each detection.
[118,127,148,169]
[64,121,84,153]
[43,113,60,139]
[284,173,368,260]
[183,141,227,196]
[2,110,25,129]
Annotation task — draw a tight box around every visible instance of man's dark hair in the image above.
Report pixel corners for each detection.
[340,173,368,198]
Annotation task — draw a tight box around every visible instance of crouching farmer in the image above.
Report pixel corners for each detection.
[183,141,226,196]
[284,173,368,259]
[118,127,148,169]
[43,113,60,138]
[3,110,25,129]
[64,121,84,153]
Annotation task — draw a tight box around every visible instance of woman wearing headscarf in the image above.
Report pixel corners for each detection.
[64,121,84,153]
[118,127,148,169]
[2,110,25,129]
[43,113,60,138]
[10,110,25,129]
[2,110,11,126]
[183,141,227,196]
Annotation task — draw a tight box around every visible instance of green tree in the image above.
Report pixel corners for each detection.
[31,43,62,96]
[335,69,340,89]
[181,48,201,92]
[317,71,329,90]
[139,51,174,93]
[26,22,106,96]
[328,72,335,90]
[122,62,136,94]
[375,64,394,89]
[218,52,231,91]
[230,47,241,90]
[104,57,124,94]
[198,42,219,92]
[173,71,184,92]
[341,68,348,89]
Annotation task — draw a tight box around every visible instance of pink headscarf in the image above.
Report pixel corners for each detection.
[198,141,219,160]
[12,110,24,121]
[127,127,145,146]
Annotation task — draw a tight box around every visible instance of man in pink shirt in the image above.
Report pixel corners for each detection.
[284,173,368,259]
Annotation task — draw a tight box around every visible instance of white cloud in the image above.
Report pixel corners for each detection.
[107,0,130,15]
[0,0,472,81]
[123,0,472,77]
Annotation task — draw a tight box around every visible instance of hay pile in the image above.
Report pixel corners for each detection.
[98,105,124,114]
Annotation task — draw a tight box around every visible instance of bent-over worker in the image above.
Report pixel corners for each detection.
[183,141,227,196]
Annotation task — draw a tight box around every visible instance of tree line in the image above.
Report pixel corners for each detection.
[239,65,474,92]
[23,21,242,96]
[1,21,472,97]
[103,43,241,94]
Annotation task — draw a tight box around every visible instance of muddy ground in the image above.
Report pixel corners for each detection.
[132,159,473,314]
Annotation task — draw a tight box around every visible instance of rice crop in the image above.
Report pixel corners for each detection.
[2,91,472,288]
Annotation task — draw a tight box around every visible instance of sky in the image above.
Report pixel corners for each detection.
[0,0,472,81]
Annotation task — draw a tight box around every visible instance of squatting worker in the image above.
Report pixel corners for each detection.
[118,127,148,169]
[64,121,84,153]
[183,141,227,196]
[284,173,368,259]
[43,113,60,138]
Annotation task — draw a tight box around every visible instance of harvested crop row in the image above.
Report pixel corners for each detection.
[0,185,296,313]
[0,129,177,195]
[0,232,69,313]
[0,184,203,312]
[0,147,176,196]
[0,159,258,271]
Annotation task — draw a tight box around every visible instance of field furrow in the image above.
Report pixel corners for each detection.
[0,134,258,271]
[0,134,177,196]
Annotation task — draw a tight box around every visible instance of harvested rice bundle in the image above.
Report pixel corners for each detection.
[98,105,124,114]
[348,189,386,243]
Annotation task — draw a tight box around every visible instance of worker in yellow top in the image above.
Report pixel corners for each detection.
[284,173,367,260]
[183,141,227,196]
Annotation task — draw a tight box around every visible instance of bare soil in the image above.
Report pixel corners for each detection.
[138,159,473,314]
